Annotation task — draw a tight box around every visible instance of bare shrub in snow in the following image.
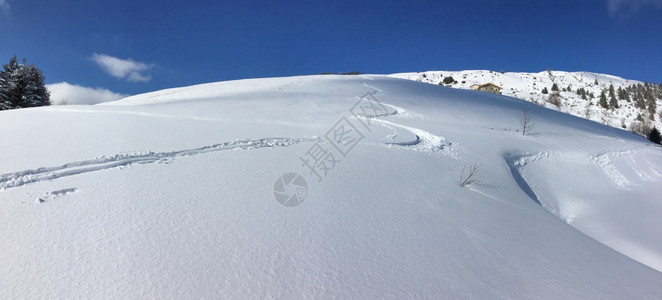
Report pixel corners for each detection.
[520,110,533,135]
[583,105,591,118]
[547,92,561,107]
[459,161,481,187]
[630,121,651,137]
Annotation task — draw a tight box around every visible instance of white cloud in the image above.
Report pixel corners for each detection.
[0,0,10,15]
[46,82,128,105]
[607,0,662,17]
[91,53,153,82]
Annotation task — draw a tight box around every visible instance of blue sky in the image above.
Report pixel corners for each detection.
[1,0,661,97]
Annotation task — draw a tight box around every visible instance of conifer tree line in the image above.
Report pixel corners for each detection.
[611,82,661,144]
[542,79,661,144]
[577,82,661,116]
[0,56,50,110]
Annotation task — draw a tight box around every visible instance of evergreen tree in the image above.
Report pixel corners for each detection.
[541,87,548,94]
[0,56,50,110]
[594,79,598,85]
[551,83,559,92]
[647,127,662,144]
[0,56,21,110]
[599,91,608,109]
[636,96,646,110]
[609,93,618,109]
[0,77,6,110]
[442,76,455,85]
[645,89,657,118]
[617,87,626,100]
[607,86,618,108]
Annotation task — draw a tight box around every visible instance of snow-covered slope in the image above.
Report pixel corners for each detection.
[390,70,660,131]
[1,75,661,298]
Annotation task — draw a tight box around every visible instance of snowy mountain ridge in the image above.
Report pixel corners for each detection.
[390,70,661,132]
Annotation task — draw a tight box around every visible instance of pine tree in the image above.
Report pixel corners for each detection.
[599,91,608,109]
[636,96,646,110]
[0,75,7,110]
[648,127,662,144]
[551,83,559,92]
[541,87,548,94]
[609,93,619,109]
[645,89,657,118]
[442,76,455,85]
[0,56,21,110]
[617,87,626,100]
[0,56,50,110]
[594,79,599,85]
[576,88,588,100]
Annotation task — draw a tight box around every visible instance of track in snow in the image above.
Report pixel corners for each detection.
[0,138,317,190]
[357,83,453,154]
[2,84,453,191]
[37,188,78,203]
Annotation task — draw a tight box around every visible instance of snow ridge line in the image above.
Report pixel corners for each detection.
[0,138,317,190]
[504,148,657,217]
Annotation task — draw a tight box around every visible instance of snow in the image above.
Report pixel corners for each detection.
[1,75,661,298]
[389,70,659,130]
